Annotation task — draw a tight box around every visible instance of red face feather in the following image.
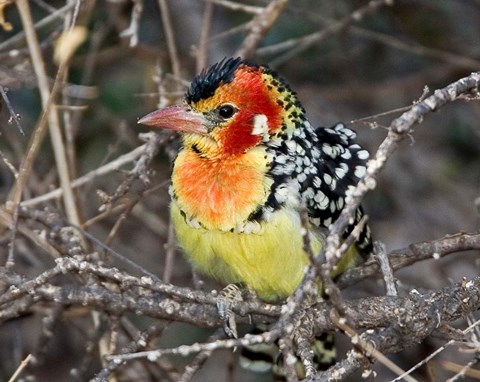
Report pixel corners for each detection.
[197,65,284,156]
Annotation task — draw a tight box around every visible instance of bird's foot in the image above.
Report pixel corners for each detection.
[217,284,243,338]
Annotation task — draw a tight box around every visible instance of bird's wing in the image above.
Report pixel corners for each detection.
[303,123,373,258]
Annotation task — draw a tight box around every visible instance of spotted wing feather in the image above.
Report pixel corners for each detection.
[305,123,373,257]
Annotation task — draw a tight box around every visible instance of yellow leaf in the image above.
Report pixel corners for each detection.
[0,0,13,32]
[54,26,88,65]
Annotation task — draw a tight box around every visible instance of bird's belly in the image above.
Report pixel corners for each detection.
[171,202,321,302]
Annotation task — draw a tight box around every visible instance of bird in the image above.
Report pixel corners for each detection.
[139,57,373,375]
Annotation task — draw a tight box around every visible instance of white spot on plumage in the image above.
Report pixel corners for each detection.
[285,140,297,154]
[337,198,344,209]
[322,143,334,157]
[311,148,321,159]
[330,200,336,213]
[330,178,337,190]
[252,114,269,136]
[262,206,274,221]
[297,173,307,183]
[239,220,264,234]
[357,149,369,160]
[355,165,367,178]
[323,217,332,227]
[272,161,295,175]
[275,184,289,203]
[339,126,355,138]
[295,144,305,155]
[340,150,352,160]
[314,191,329,209]
[303,187,314,199]
[345,185,356,199]
[186,215,201,229]
[275,154,287,164]
[324,173,333,185]
[313,176,322,188]
[335,163,348,179]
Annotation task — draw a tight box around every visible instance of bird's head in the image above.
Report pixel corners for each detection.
[138,58,305,159]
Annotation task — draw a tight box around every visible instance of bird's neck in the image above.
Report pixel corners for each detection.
[171,146,273,231]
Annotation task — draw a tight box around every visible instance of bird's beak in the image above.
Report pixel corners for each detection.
[138,104,208,135]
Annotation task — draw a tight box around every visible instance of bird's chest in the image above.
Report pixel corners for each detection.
[171,148,272,231]
[171,202,320,302]
[169,147,317,301]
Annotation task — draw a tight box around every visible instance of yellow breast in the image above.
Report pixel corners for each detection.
[171,201,318,302]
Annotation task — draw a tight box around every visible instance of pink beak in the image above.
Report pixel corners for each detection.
[138,105,208,135]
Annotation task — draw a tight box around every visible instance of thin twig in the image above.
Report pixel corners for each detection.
[375,241,397,296]
[444,359,480,381]
[7,354,32,382]
[235,0,288,58]
[195,0,214,72]
[391,318,480,382]
[178,329,225,382]
[20,136,159,207]
[332,310,418,382]
[279,336,300,382]
[351,25,480,71]
[157,0,181,86]
[120,0,143,47]
[337,232,480,288]
[206,0,261,14]
[12,0,81,228]
[0,85,24,135]
[0,148,18,178]
[106,329,279,362]
[260,0,393,65]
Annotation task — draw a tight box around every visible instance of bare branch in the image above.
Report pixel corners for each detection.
[375,241,397,296]
[235,0,288,59]
[259,0,393,65]
[337,232,480,288]
[157,0,181,85]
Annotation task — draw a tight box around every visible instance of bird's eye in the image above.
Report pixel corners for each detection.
[218,105,236,119]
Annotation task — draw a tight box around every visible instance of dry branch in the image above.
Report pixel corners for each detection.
[235,0,288,58]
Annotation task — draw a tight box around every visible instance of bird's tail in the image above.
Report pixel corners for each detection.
[239,324,336,379]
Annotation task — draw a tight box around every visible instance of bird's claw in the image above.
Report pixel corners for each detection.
[217,284,243,338]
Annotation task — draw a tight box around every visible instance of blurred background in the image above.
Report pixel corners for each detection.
[0,0,479,381]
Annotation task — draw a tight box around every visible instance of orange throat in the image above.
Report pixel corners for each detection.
[172,147,272,231]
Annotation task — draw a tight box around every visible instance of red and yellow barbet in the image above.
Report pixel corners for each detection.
[139,57,373,373]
